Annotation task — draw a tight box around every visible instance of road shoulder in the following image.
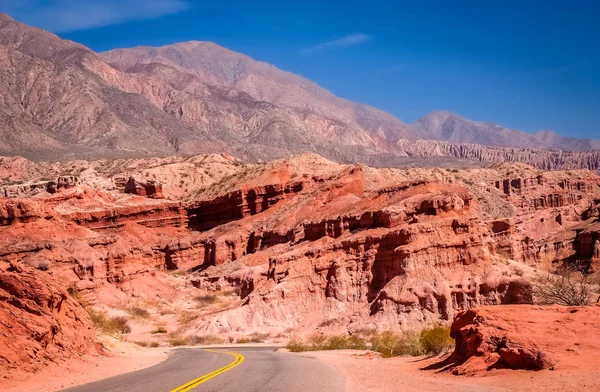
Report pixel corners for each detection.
[2,341,170,392]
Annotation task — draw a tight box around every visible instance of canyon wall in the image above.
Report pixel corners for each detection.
[1,154,599,335]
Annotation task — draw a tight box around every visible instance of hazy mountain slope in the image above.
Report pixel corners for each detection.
[0,13,597,166]
[533,130,600,151]
[100,41,413,141]
[0,13,405,162]
[397,138,600,170]
[411,111,600,150]
[0,13,226,159]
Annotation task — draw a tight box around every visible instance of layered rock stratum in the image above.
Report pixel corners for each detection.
[1,153,599,346]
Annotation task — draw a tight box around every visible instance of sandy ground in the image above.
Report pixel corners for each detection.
[2,341,170,392]
[309,350,600,392]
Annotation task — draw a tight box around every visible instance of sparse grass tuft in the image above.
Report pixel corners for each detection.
[193,294,218,306]
[168,334,225,346]
[178,310,199,325]
[151,326,168,334]
[127,307,151,319]
[88,309,131,335]
[286,334,367,352]
[133,341,160,348]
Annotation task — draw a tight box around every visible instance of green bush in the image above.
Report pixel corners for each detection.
[286,339,310,352]
[370,331,422,357]
[419,325,454,355]
[286,334,367,352]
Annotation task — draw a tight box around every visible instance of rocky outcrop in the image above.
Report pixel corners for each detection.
[397,139,600,171]
[0,262,96,374]
[447,305,600,374]
[2,154,600,336]
[187,181,306,231]
[65,203,186,229]
[125,177,163,198]
[0,199,47,225]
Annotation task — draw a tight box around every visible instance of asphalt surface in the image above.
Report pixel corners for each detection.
[61,347,346,392]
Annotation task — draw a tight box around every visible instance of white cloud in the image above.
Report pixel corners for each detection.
[0,0,191,32]
[302,33,372,54]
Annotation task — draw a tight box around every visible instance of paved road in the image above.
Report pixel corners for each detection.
[62,347,345,392]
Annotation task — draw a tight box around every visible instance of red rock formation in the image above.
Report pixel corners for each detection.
[1,155,600,337]
[0,262,96,374]
[187,181,305,231]
[447,305,600,374]
[125,177,164,198]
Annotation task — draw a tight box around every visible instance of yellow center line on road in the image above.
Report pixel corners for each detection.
[169,349,245,392]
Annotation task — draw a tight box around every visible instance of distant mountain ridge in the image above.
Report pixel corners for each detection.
[0,12,598,169]
[410,111,600,150]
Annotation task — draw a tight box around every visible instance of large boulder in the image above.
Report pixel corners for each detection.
[447,305,600,374]
[0,262,96,375]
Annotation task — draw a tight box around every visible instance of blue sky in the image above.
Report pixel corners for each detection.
[1,0,599,139]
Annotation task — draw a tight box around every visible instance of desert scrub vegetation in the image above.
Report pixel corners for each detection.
[533,267,599,306]
[126,306,151,319]
[418,325,455,355]
[370,327,453,357]
[88,309,132,335]
[286,334,367,352]
[236,332,271,344]
[193,294,218,305]
[151,324,168,334]
[168,334,225,346]
[369,331,422,357]
[133,341,160,348]
[287,326,453,357]
[178,310,199,325]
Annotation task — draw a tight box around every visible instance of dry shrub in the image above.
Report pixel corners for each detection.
[534,267,598,306]
[134,341,160,348]
[236,338,252,344]
[127,307,151,319]
[89,310,131,335]
[151,325,168,334]
[249,332,270,343]
[286,334,367,352]
[168,334,224,346]
[193,294,218,306]
[187,335,225,345]
[178,310,199,325]
[169,337,188,347]
[286,339,309,352]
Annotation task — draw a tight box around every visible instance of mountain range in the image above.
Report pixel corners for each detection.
[0,12,598,167]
